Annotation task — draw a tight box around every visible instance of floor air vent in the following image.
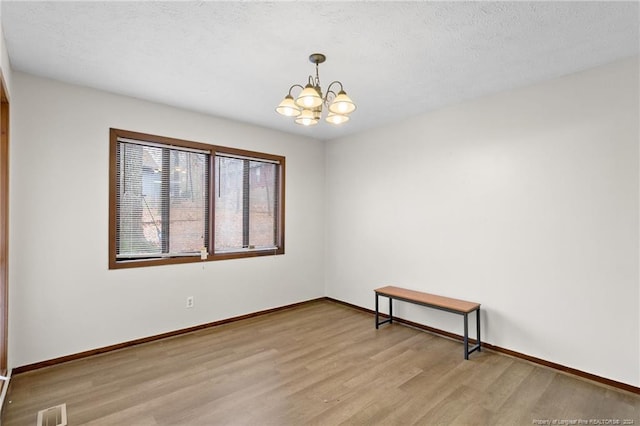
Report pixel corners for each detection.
[36,403,67,426]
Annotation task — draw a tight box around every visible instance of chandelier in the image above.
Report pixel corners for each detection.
[276,53,356,126]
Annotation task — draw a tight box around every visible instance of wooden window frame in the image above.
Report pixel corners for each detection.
[109,128,285,269]
[0,73,9,377]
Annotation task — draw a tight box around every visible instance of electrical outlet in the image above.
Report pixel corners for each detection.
[186,296,194,308]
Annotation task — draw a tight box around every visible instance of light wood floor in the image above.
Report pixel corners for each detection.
[2,300,639,425]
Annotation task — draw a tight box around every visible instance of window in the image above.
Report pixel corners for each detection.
[109,129,285,269]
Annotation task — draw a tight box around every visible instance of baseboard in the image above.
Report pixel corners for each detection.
[12,298,325,375]
[325,297,640,395]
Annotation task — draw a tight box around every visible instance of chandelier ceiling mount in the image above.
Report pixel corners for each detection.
[308,53,326,65]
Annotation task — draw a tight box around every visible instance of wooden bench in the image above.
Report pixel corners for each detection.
[374,285,481,360]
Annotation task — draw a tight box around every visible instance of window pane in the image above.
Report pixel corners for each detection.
[169,150,209,254]
[214,157,279,252]
[214,156,244,251]
[117,141,208,258]
[249,161,277,248]
[117,143,162,256]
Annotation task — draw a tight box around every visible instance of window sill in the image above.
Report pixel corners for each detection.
[110,248,284,269]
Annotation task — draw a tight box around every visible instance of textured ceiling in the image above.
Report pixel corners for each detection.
[2,1,639,141]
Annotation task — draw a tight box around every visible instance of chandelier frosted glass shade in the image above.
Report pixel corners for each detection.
[328,91,356,115]
[276,53,356,126]
[325,112,349,125]
[295,108,320,126]
[275,95,301,117]
[295,84,323,109]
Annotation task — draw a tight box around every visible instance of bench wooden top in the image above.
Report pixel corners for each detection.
[375,286,480,313]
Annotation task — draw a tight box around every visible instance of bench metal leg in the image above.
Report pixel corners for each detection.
[389,297,393,324]
[464,308,482,360]
[375,293,379,329]
[375,293,393,328]
[476,308,481,353]
[464,313,469,360]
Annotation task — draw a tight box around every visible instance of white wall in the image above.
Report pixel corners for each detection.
[9,73,325,367]
[325,57,640,387]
